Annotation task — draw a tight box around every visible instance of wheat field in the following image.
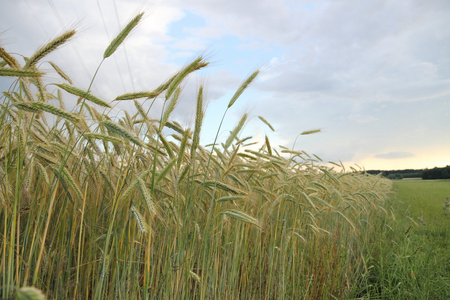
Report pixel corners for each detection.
[0,13,393,299]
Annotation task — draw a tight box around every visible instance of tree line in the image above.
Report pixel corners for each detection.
[421,165,450,180]
[365,169,423,180]
[365,166,450,180]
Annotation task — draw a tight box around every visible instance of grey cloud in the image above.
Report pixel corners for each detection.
[176,0,450,103]
[2,0,450,169]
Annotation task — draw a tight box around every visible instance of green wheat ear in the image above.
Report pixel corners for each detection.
[25,29,76,68]
[228,70,259,108]
[258,116,275,131]
[0,67,43,78]
[102,120,143,147]
[56,83,111,108]
[103,12,144,59]
[15,286,46,300]
[224,113,248,150]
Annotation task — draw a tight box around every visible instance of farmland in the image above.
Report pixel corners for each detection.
[1,13,448,299]
[355,179,450,299]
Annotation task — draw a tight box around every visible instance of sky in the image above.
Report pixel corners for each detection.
[1,0,449,170]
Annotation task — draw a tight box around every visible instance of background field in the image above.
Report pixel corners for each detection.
[356,179,450,299]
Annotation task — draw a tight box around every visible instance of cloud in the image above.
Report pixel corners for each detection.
[1,0,449,169]
[173,0,450,103]
[375,152,415,159]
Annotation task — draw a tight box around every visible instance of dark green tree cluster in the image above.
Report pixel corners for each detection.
[366,169,423,179]
[387,173,403,180]
[421,166,450,180]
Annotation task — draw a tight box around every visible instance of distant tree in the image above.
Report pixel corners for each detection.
[387,173,403,180]
[422,166,450,180]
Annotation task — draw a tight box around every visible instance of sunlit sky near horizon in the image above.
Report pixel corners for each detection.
[1,0,449,170]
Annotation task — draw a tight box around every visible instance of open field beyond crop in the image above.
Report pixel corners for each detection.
[0,13,447,299]
[355,179,450,299]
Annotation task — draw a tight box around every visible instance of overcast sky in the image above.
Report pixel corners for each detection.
[1,0,449,170]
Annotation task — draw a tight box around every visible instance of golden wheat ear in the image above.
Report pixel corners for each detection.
[0,46,20,68]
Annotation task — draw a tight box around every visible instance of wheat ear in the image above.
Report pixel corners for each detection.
[137,177,157,216]
[165,56,208,100]
[84,133,123,144]
[0,67,43,77]
[103,12,144,59]
[191,85,204,156]
[115,91,160,101]
[160,88,181,130]
[0,46,20,68]
[49,62,73,84]
[13,102,44,114]
[102,120,143,146]
[222,209,260,228]
[56,83,111,108]
[225,113,247,149]
[25,30,75,68]
[130,206,149,233]
[29,101,79,123]
[265,135,273,156]
[258,116,275,131]
[301,129,321,135]
[228,70,259,108]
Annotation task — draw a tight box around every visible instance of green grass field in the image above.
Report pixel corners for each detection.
[355,179,450,299]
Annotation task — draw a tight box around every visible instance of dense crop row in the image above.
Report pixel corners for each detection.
[0,13,392,299]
